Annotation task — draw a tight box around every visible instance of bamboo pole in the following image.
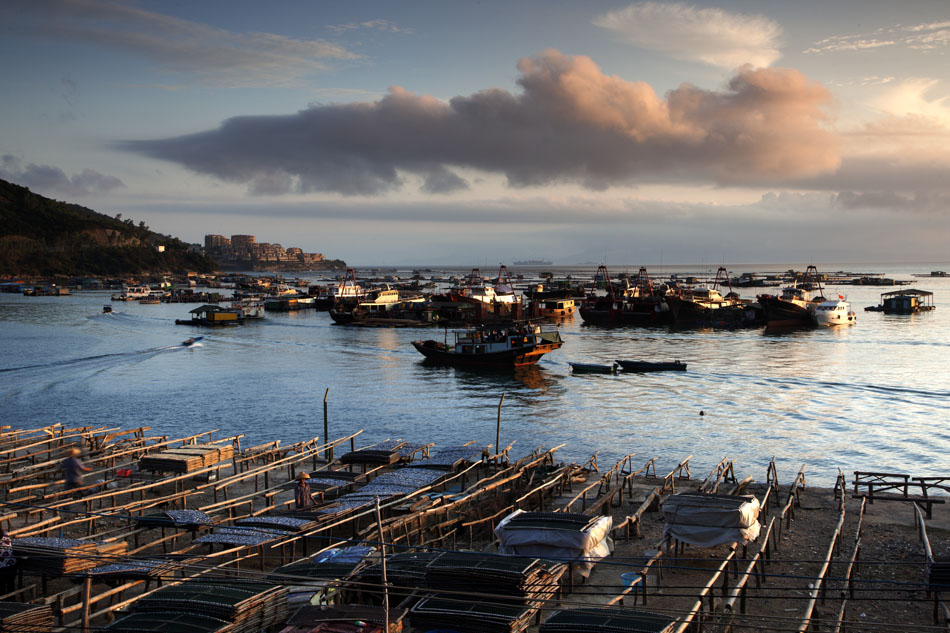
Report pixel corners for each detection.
[375,496,389,633]
[496,393,505,454]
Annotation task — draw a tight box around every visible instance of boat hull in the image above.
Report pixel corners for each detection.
[412,339,561,367]
[615,359,687,372]
[758,295,815,327]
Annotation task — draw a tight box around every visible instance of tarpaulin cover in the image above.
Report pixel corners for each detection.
[494,510,613,577]
[661,493,761,548]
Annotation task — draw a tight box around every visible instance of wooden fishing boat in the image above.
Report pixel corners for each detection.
[615,359,687,372]
[412,322,563,367]
[569,362,619,374]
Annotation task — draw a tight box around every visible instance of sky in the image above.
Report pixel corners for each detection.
[1,0,949,267]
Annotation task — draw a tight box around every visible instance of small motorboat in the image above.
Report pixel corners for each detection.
[615,359,687,372]
[102,305,113,314]
[181,336,204,347]
[569,362,620,374]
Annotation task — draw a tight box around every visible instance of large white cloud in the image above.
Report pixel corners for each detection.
[593,2,783,69]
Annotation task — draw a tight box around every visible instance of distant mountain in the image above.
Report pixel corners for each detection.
[0,178,216,277]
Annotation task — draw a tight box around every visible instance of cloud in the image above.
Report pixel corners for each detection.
[1,155,125,196]
[326,19,412,35]
[805,20,950,55]
[867,79,950,125]
[120,50,838,196]
[592,2,782,69]
[2,0,358,87]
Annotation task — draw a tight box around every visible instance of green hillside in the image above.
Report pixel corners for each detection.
[0,179,216,276]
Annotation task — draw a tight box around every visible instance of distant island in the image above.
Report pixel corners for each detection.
[513,259,553,266]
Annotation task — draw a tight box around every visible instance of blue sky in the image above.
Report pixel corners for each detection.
[2,0,949,266]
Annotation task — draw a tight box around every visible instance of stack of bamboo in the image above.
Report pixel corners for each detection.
[13,537,100,576]
[139,443,234,473]
[0,602,54,632]
[132,582,288,633]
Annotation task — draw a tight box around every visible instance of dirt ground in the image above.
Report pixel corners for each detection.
[530,471,950,633]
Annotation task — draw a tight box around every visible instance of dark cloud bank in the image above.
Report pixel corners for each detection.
[120,50,840,196]
[1,155,123,196]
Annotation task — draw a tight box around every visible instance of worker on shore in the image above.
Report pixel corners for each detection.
[294,471,317,509]
[60,446,91,496]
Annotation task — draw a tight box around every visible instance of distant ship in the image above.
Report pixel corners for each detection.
[513,259,553,266]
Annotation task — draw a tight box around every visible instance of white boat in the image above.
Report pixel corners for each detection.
[111,285,152,301]
[814,296,856,326]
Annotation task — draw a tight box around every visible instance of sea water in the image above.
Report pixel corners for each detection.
[2,263,948,486]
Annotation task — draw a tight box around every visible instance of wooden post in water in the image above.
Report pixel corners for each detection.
[496,393,505,457]
[323,388,331,462]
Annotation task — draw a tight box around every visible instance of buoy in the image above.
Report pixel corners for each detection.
[699,410,705,416]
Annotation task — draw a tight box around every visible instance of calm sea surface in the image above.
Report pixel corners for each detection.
[2,263,948,487]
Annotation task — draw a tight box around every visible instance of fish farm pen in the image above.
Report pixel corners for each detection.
[0,424,945,633]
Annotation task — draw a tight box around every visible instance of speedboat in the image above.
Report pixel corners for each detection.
[814,297,856,326]
[182,336,204,347]
[412,322,563,367]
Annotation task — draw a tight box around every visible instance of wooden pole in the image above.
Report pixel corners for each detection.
[375,496,389,633]
[80,575,92,633]
[496,393,506,456]
[323,388,331,462]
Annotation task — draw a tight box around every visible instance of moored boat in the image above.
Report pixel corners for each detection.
[814,296,856,326]
[615,359,687,372]
[569,362,619,374]
[412,322,563,367]
[757,266,825,327]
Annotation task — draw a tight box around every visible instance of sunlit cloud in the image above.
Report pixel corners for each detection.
[120,50,838,197]
[592,2,783,69]
[867,78,950,125]
[1,0,359,88]
[805,20,950,55]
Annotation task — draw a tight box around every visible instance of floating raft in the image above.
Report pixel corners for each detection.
[425,552,564,606]
[139,444,235,473]
[0,602,54,633]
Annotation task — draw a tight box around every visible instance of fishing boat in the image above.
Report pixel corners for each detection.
[412,322,563,367]
[666,267,748,327]
[814,296,856,326]
[579,265,671,326]
[756,266,825,327]
[569,362,619,374]
[111,285,152,301]
[615,359,687,372]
